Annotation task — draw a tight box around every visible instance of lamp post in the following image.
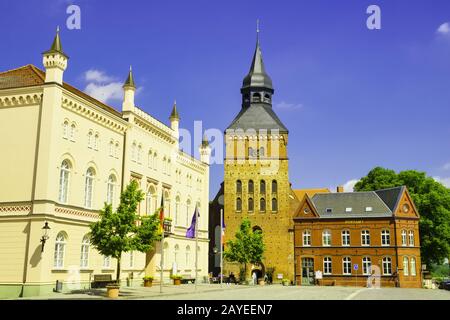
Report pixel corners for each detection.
[40,221,50,252]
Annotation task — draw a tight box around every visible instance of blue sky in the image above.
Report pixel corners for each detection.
[1,0,450,198]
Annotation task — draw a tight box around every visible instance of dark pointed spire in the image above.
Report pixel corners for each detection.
[170,100,180,120]
[44,26,67,57]
[123,65,136,88]
[242,20,273,91]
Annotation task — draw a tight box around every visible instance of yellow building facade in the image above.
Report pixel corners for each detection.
[0,30,210,298]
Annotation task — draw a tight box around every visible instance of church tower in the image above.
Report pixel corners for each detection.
[223,26,295,282]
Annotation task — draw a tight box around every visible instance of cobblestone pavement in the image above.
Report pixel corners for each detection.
[14,283,450,300]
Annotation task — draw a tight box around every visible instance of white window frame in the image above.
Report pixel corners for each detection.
[303,230,311,247]
[322,230,331,246]
[88,131,93,149]
[70,123,76,141]
[382,257,392,275]
[63,121,69,139]
[408,230,414,247]
[362,257,372,275]
[323,257,332,275]
[403,257,409,276]
[342,257,352,275]
[107,175,116,205]
[80,235,90,268]
[341,230,350,246]
[361,230,370,246]
[84,168,95,209]
[410,257,416,276]
[54,232,66,269]
[381,229,390,246]
[401,230,407,246]
[103,256,111,269]
[58,160,70,203]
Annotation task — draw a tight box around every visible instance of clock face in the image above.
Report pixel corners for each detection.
[304,208,310,214]
[402,204,410,213]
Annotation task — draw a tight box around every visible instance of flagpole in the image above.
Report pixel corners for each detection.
[159,196,165,294]
[194,206,199,291]
[220,208,223,287]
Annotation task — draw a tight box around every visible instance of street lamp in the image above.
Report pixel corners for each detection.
[40,221,50,252]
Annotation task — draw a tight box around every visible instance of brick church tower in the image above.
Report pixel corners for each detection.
[222,30,297,282]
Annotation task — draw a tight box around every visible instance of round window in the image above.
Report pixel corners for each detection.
[402,204,410,213]
[304,208,310,214]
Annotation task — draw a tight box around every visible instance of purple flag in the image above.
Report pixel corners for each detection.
[185,206,199,238]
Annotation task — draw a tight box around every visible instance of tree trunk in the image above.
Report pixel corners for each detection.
[116,255,121,285]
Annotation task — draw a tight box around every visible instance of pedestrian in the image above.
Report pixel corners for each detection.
[252,272,257,285]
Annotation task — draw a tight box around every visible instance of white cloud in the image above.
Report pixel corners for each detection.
[443,162,450,170]
[84,69,116,83]
[84,82,123,103]
[274,101,303,110]
[343,179,359,192]
[437,22,450,35]
[433,176,450,188]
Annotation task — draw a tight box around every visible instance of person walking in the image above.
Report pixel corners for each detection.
[252,272,257,285]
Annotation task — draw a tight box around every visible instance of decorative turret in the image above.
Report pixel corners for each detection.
[240,20,274,108]
[122,66,136,112]
[199,134,211,165]
[170,100,180,146]
[42,26,68,85]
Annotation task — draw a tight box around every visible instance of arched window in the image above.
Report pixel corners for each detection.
[153,153,158,170]
[186,245,191,268]
[137,145,142,164]
[129,251,134,268]
[54,232,66,268]
[175,195,181,225]
[252,92,261,102]
[107,174,116,205]
[410,257,416,276]
[84,168,95,208]
[341,230,350,246]
[87,131,93,148]
[63,121,69,139]
[70,123,76,141]
[323,257,332,275]
[408,231,414,246]
[322,230,331,246]
[148,150,153,168]
[259,198,266,212]
[109,141,114,157]
[236,197,242,212]
[342,257,352,275]
[164,190,170,217]
[58,160,71,203]
[131,142,137,161]
[272,180,278,194]
[248,147,255,158]
[174,245,179,265]
[248,180,254,193]
[80,235,90,268]
[94,133,99,150]
[248,197,254,212]
[302,230,311,247]
[382,257,392,275]
[103,256,111,268]
[146,185,156,215]
[271,198,278,212]
[362,257,372,275]
[260,180,266,193]
[236,180,242,193]
[186,199,192,226]
[264,93,271,103]
[403,257,409,276]
[114,142,119,158]
[401,230,407,246]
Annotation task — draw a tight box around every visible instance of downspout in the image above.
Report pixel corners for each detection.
[393,215,400,287]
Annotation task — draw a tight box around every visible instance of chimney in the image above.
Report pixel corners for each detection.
[337,186,344,193]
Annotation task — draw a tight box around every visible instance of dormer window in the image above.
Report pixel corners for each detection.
[365,207,373,212]
[345,207,352,213]
[252,93,261,102]
[326,208,333,213]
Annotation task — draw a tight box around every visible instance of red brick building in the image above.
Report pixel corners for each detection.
[293,186,422,288]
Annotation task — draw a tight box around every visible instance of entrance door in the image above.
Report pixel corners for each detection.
[301,258,314,285]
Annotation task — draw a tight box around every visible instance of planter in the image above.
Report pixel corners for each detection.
[106,284,120,298]
[143,279,153,287]
[173,279,181,285]
[282,280,290,286]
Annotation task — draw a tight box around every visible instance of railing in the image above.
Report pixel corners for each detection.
[163,219,173,236]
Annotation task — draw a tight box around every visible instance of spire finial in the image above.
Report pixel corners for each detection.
[256,19,260,43]
[129,65,132,72]
[56,25,60,33]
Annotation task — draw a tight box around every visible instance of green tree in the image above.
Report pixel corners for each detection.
[224,218,265,282]
[89,180,161,284]
[354,167,450,266]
